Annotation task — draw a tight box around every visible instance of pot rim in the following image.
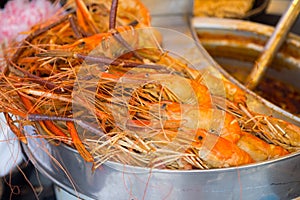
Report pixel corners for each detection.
[34,133,300,174]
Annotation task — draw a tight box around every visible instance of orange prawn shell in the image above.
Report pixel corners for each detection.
[58,26,135,53]
[192,129,254,168]
[117,0,151,27]
[237,131,289,162]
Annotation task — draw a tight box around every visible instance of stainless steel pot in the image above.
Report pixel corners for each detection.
[21,2,300,200]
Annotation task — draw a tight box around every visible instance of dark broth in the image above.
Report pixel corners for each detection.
[223,64,300,116]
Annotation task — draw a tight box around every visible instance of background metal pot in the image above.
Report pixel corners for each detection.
[192,17,300,126]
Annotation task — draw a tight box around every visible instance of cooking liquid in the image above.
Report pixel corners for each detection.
[219,62,300,116]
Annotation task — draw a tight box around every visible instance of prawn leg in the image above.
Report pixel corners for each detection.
[18,92,68,139]
[66,121,94,162]
[3,112,27,144]
[75,0,99,34]
[19,92,94,162]
[246,115,300,151]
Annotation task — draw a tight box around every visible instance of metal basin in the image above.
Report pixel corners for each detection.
[21,18,300,200]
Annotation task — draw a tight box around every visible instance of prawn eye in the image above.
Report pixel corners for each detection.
[129,20,139,27]
[78,41,86,48]
[161,103,167,109]
[198,135,203,141]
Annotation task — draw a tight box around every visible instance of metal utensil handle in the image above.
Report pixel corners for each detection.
[245,0,300,90]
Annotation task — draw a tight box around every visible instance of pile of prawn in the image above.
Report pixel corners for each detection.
[0,0,300,170]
